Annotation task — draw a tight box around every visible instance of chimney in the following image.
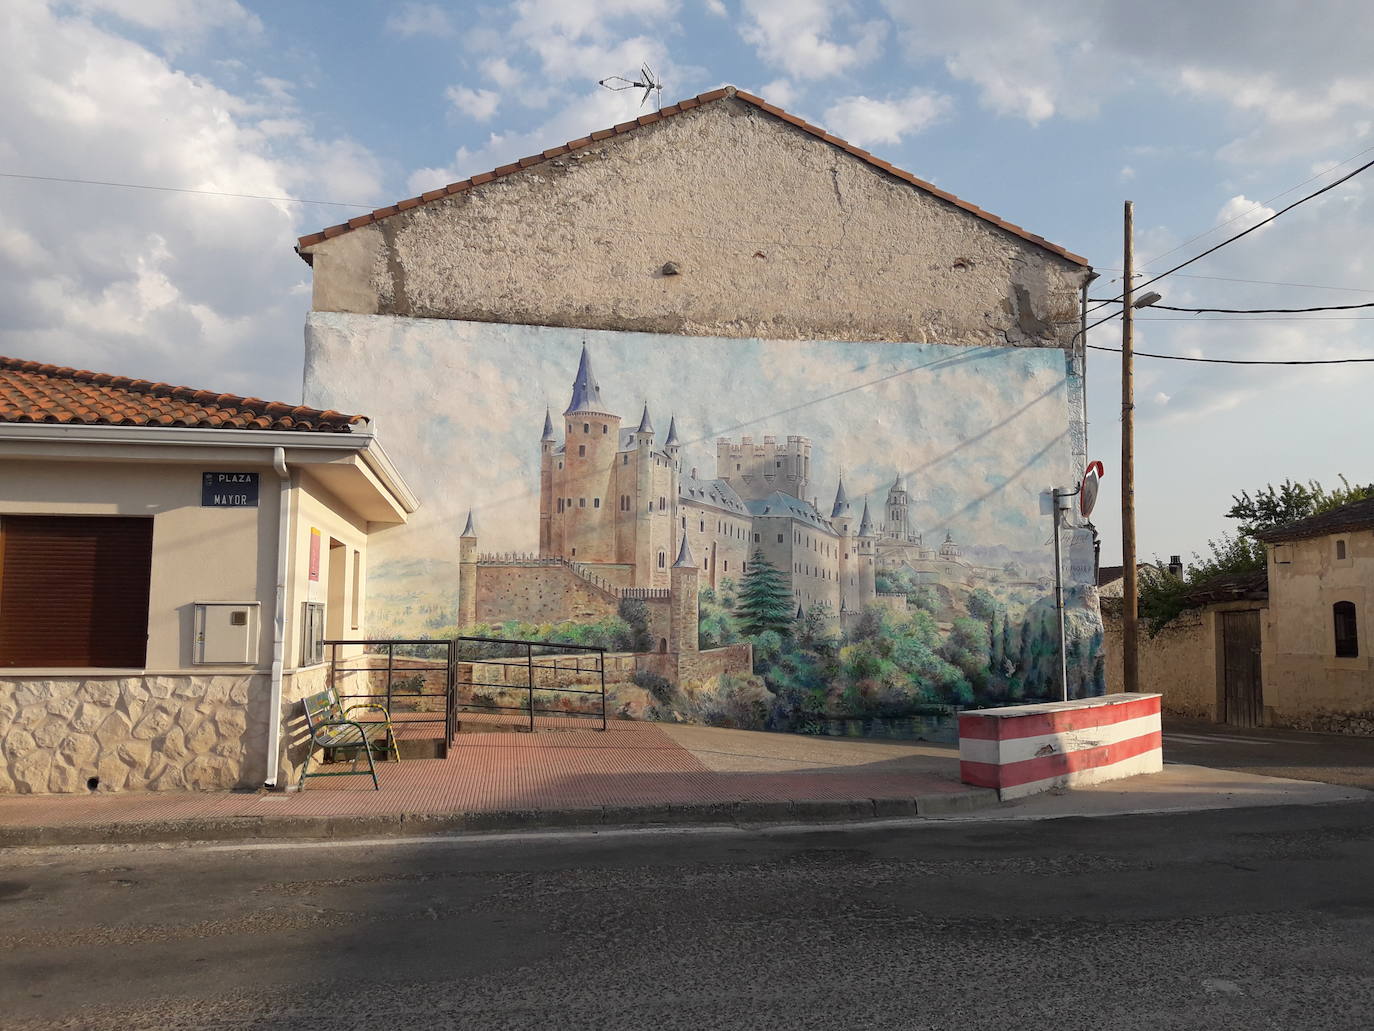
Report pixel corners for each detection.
[1168,555,1183,577]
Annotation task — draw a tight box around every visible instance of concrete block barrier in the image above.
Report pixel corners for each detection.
[958,693,1163,800]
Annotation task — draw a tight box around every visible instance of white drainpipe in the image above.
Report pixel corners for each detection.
[264,447,291,788]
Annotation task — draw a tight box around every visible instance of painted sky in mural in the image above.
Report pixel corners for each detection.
[305,312,1079,629]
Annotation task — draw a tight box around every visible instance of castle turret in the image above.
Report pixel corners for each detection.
[669,536,699,655]
[635,403,654,447]
[551,344,621,563]
[856,500,877,603]
[664,415,681,468]
[830,476,852,519]
[539,409,556,554]
[458,510,478,629]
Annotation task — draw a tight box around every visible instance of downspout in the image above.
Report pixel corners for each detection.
[264,447,290,788]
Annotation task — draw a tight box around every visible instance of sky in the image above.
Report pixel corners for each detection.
[1,0,1371,569]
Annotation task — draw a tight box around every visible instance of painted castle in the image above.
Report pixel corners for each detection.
[458,345,976,663]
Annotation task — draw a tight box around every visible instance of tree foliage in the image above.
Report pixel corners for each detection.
[735,551,794,637]
[1226,475,1374,535]
[1137,472,1372,635]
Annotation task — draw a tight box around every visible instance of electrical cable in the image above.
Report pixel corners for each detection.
[1123,301,1374,315]
[1085,155,1374,317]
[1137,143,1374,268]
[1087,344,1374,364]
[1096,270,1374,294]
[0,172,374,208]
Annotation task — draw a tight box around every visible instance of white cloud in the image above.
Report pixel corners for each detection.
[0,0,384,401]
[1119,166,1135,183]
[482,57,522,89]
[446,85,502,121]
[72,0,260,38]
[823,89,951,147]
[740,0,885,80]
[385,3,454,38]
[704,0,728,15]
[1215,195,1277,233]
[756,77,799,108]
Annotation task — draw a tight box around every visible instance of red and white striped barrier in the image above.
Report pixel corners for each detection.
[958,693,1163,800]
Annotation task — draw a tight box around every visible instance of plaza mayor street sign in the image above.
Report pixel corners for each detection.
[201,472,260,508]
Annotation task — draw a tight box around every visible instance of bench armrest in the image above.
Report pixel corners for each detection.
[345,703,393,722]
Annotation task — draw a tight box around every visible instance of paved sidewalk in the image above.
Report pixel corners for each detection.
[0,721,990,846]
[2,721,1368,847]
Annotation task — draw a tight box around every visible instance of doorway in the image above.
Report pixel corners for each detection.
[1221,609,1263,728]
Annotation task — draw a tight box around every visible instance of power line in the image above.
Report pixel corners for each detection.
[1135,315,1374,321]
[1152,301,1374,315]
[1087,155,1374,317]
[1136,143,1374,268]
[0,172,375,209]
[1087,344,1374,364]
[1096,269,1374,294]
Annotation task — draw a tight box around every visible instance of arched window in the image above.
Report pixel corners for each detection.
[578,445,586,457]
[1335,601,1359,657]
[657,551,666,568]
[659,637,667,653]
[583,423,590,434]
[1336,539,1348,560]
[602,424,608,434]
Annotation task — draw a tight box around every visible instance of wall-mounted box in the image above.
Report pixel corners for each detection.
[193,602,261,664]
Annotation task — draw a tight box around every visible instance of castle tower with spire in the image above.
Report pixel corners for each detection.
[458,509,478,629]
[857,499,877,601]
[539,344,679,587]
[668,536,699,655]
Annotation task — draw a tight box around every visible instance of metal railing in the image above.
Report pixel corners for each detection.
[454,636,607,732]
[325,638,455,742]
[324,636,608,741]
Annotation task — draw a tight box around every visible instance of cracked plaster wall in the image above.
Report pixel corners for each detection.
[304,98,1090,352]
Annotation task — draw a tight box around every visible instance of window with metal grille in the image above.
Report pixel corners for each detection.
[1334,601,1359,658]
[0,515,153,668]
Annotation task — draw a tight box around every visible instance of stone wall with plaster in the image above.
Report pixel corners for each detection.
[302,96,1089,352]
[1102,601,1216,720]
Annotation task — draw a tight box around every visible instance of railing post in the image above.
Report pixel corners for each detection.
[527,642,535,732]
[599,648,607,731]
[385,643,394,716]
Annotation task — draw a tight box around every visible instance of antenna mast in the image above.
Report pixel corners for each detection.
[597,63,663,111]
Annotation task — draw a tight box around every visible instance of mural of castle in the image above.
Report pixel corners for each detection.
[461,345,978,637]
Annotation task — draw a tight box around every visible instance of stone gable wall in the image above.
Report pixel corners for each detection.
[304,99,1088,350]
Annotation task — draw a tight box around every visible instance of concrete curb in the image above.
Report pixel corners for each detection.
[0,789,1000,847]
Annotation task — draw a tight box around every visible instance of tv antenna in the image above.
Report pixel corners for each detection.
[598,63,663,110]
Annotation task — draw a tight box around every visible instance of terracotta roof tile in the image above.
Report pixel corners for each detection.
[1253,497,1374,543]
[0,356,366,433]
[296,86,1089,267]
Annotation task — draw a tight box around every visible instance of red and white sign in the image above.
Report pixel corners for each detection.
[1080,460,1105,519]
[308,527,321,582]
[958,693,1162,800]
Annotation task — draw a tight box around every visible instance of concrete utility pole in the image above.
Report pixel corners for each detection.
[1121,201,1139,695]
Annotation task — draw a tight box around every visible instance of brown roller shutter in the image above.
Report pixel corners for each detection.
[0,516,153,668]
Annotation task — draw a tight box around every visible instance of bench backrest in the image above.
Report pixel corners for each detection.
[302,686,345,732]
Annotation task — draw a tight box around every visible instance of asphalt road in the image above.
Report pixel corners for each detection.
[3,802,1373,1030]
[1164,718,1374,789]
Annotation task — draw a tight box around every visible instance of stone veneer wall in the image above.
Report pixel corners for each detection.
[0,674,270,794]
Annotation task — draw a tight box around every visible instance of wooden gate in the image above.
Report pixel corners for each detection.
[1222,610,1263,728]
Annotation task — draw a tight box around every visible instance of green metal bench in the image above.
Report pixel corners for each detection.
[298,686,398,790]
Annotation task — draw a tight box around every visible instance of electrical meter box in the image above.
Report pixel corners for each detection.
[193,602,261,664]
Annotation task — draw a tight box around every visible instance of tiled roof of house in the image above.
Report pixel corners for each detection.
[1253,496,1374,543]
[0,356,365,432]
[297,87,1089,267]
[1182,569,1269,606]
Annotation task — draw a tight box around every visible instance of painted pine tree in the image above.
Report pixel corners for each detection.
[736,550,795,637]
